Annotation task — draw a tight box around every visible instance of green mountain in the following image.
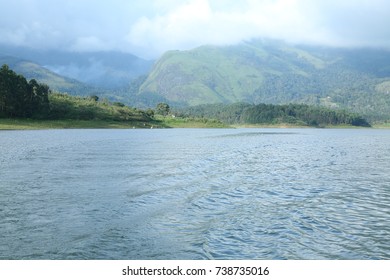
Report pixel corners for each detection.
[0,46,153,89]
[137,40,390,120]
[0,55,97,95]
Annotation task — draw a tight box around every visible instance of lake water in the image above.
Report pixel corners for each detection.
[0,128,389,260]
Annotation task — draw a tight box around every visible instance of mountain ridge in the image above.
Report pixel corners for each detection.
[0,55,98,95]
[137,40,390,120]
[0,45,153,89]
[1,40,390,121]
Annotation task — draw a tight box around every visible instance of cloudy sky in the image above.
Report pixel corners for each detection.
[1,0,390,58]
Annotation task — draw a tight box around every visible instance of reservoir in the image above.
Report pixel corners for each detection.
[1,128,389,259]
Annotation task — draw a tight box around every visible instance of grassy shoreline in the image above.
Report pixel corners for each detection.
[372,122,390,129]
[154,116,229,128]
[1,118,388,130]
[0,117,228,130]
[0,118,168,130]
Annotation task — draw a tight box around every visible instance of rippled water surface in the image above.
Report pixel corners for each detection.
[1,128,389,259]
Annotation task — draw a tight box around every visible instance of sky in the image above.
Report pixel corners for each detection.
[1,0,390,59]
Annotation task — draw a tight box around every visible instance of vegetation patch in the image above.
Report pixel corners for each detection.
[0,118,166,130]
[156,115,229,128]
[0,64,167,129]
[174,103,371,127]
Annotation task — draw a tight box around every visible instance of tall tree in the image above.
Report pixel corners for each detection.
[0,64,50,118]
[156,102,170,116]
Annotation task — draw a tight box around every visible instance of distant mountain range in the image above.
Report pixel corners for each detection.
[0,55,96,95]
[1,40,390,120]
[137,39,390,120]
[0,45,153,90]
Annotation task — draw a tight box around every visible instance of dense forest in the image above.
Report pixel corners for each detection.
[0,64,50,118]
[175,103,371,127]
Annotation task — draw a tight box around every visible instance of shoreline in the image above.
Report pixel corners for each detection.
[0,119,167,130]
[0,117,229,130]
[1,118,387,130]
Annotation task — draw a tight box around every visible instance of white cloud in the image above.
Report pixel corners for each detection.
[127,0,390,57]
[126,0,336,56]
[70,36,111,52]
[1,0,390,58]
[128,0,213,52]
[0,20,62,49]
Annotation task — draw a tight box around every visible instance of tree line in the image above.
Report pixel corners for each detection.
[0,64,49,118]
[175,103,371,127]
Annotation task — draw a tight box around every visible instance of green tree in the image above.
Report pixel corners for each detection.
[89,95,99,102]
[28,79,50,118]
[145,108,155,118]
[0,64,15,117]
[0,64,50,118]
[156,102,170,116]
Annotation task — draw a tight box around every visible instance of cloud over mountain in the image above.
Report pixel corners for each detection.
[1,0,390,58]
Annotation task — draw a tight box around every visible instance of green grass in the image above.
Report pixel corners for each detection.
[155,115,229,128]
[372,122,390,129]
[2,117,382,130]
[232,123,309,128]
[0,116,228,130]
[0,118,166,130]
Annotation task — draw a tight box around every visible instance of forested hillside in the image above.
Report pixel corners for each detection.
[0,46,153,89]
[176,103,370,127]
[0,56,97,96]
[2,40,390,122]
[137,40,390,121]
[1,64,371,128]
[0,64,50,118]
[0,65,153,124]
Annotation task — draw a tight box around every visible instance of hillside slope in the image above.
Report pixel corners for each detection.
[0,55,96,95]
[0,46,153,89]
[138,40,390,120]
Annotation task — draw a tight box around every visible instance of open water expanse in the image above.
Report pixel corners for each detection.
[0,128,389,259]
